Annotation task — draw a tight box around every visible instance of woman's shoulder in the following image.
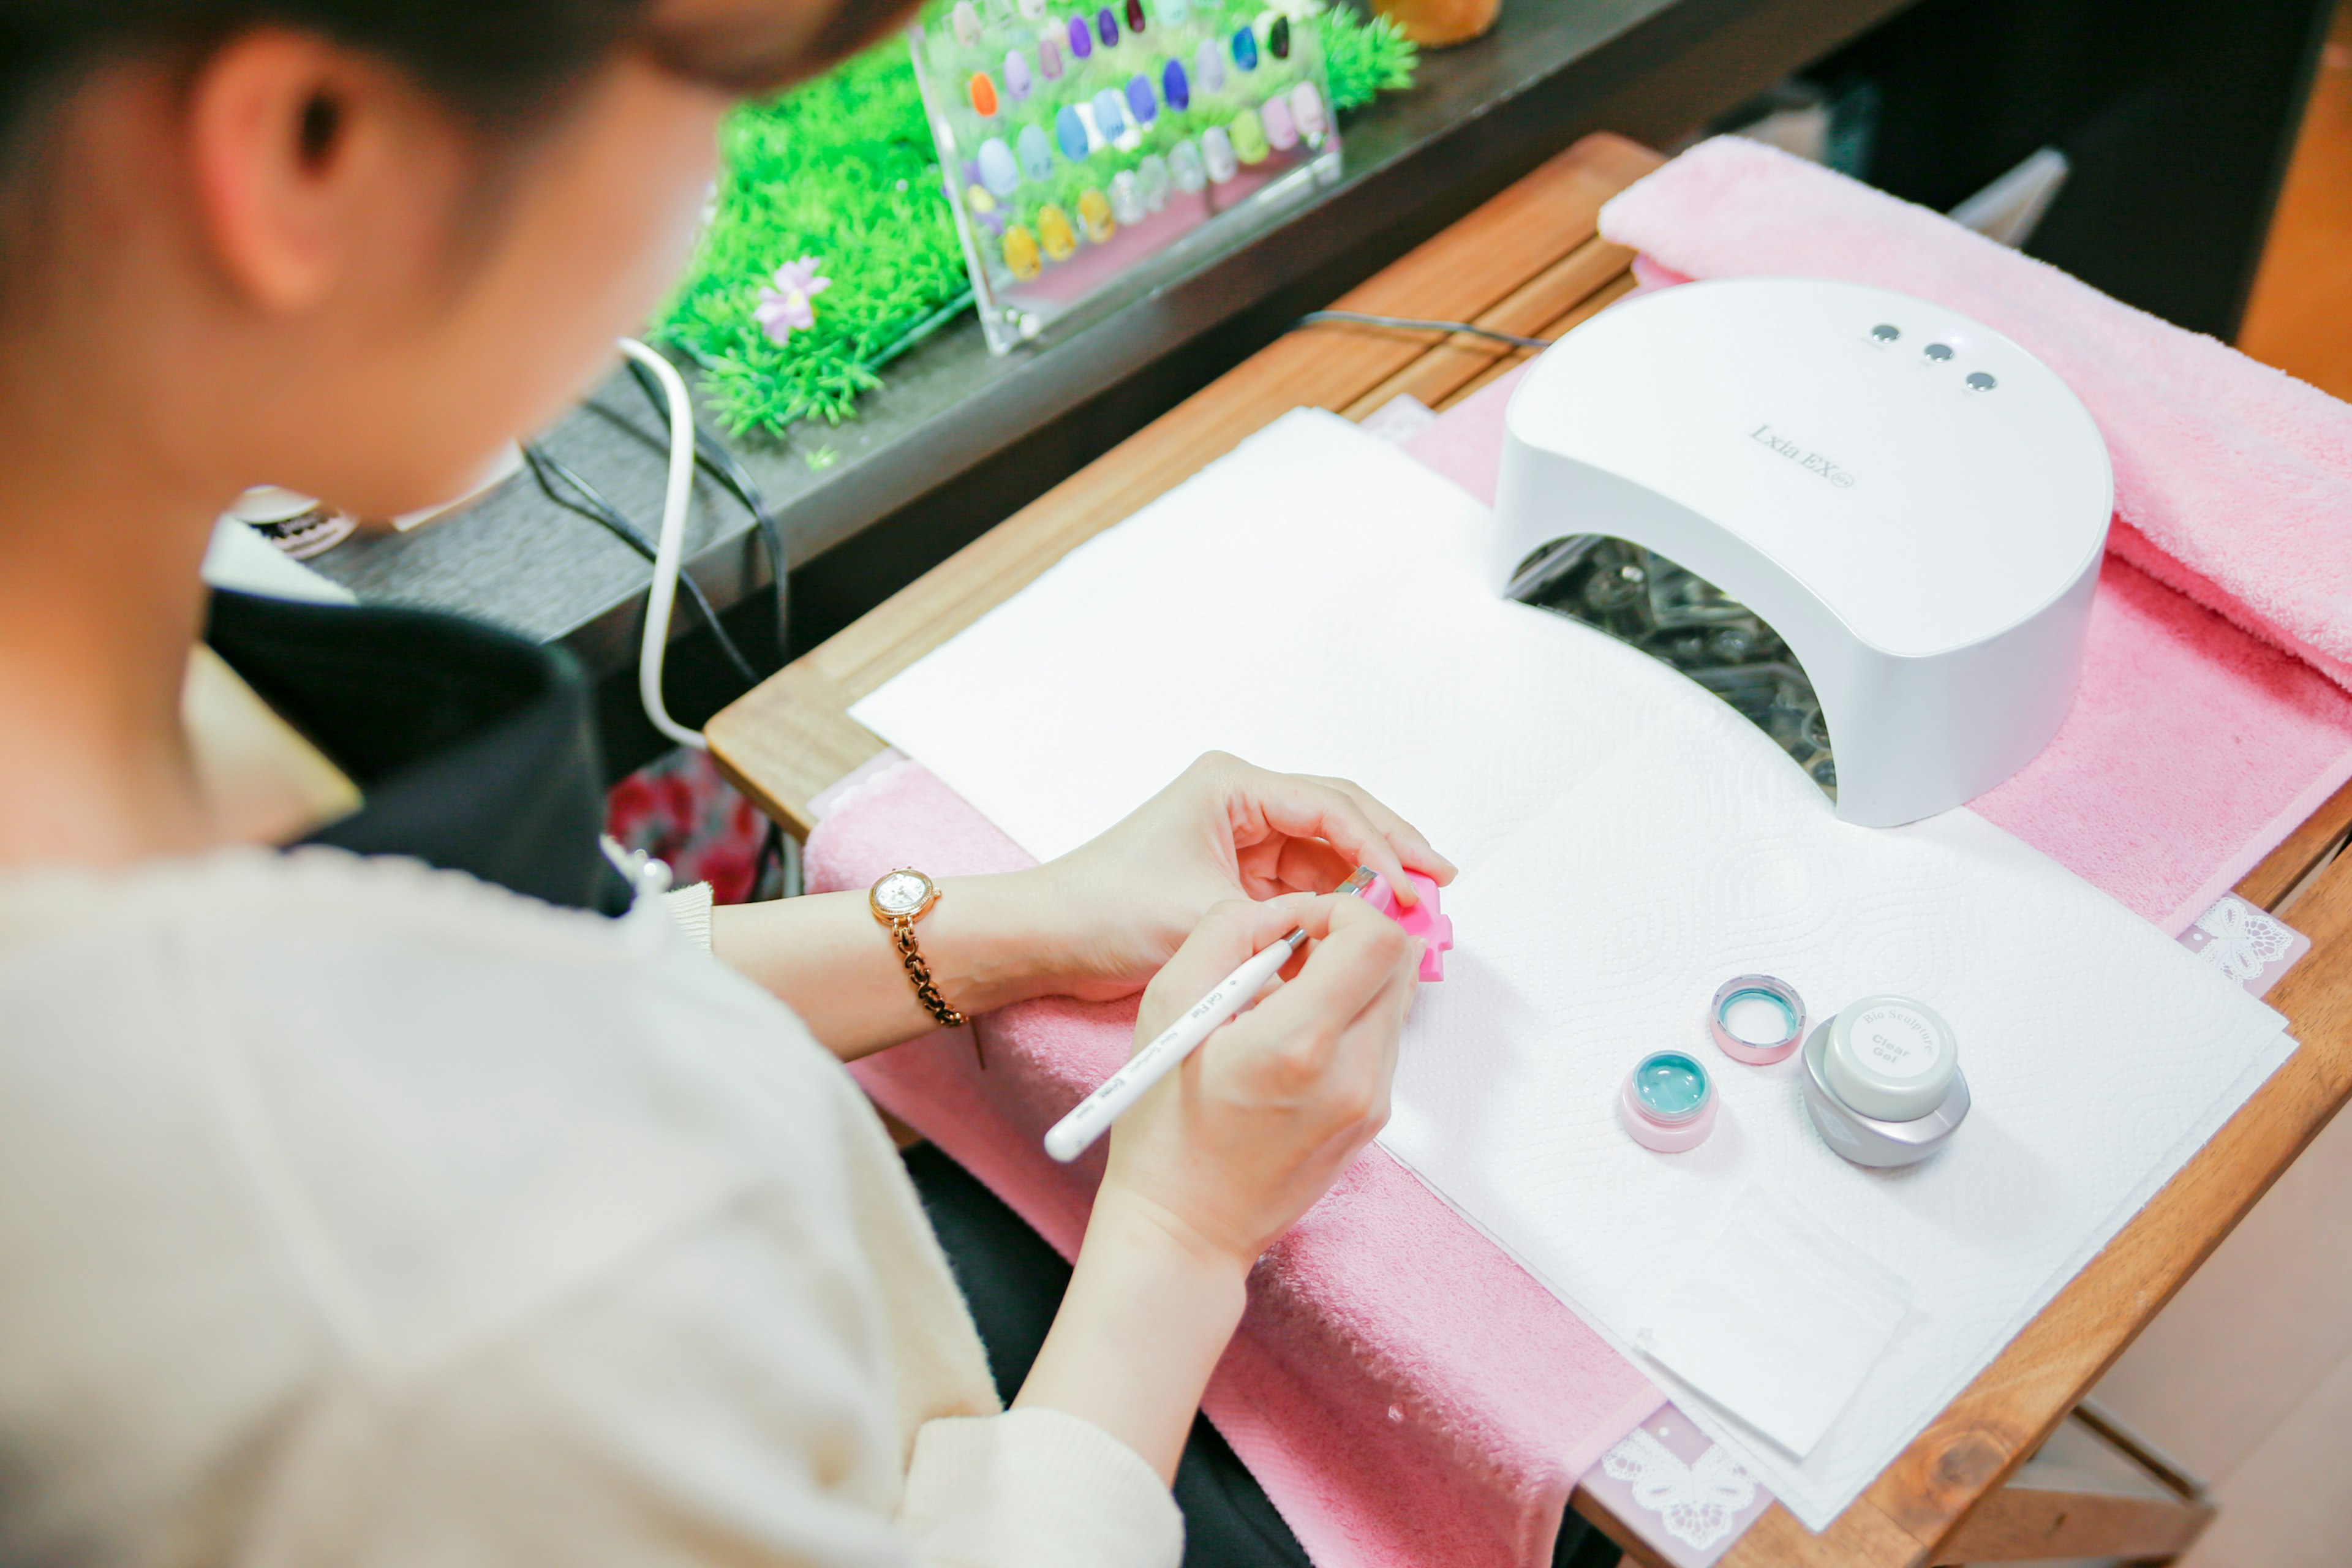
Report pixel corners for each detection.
[0,845,872,1363]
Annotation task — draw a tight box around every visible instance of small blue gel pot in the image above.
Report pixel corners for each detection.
[1618,1050,1716,1153]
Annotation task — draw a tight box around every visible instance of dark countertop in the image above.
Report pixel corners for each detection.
[307,0,1912,714]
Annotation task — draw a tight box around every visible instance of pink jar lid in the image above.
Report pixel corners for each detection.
[1708,974,1807,1065]
[1618,1050,1717,1153]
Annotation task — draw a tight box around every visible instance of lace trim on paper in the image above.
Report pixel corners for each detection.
[1599,1427,1759,1551]
[2193,897,2297,983]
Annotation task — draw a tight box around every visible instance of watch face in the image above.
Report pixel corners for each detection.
[874,871,930,916]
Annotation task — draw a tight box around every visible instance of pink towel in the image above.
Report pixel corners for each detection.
[807,761,1664,1568]
[1598,135,2352,695]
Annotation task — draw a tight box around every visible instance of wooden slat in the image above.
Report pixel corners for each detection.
[708,132,1664,832]
[1932,1485,2212,1563]
[1338,235,1637,419]
[2235,774,2352,911]
[1436,271,1642,410]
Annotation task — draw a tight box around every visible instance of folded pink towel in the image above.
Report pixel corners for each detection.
[1597,135,2352,693]
[808,761,1664,1568]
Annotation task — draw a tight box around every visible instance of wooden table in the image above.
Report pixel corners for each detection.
[709,132,2352,1567]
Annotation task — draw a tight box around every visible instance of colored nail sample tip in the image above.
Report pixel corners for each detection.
[1003,224,1041,278]
[1096,7,1118,45]
[1125,74,1158,123]
[1003,50,1033,98]
[1019,0,1047,16]
[1158,0,1190,19]
[1200,124,1237,181]
[968,72,999,117]
[1193,38,1227,92]
[1169,138,1207,191]
[1229,105,1269,164]
[977,137,1019,196]
[1289,80,1326,138]
[1231,24,1258,69]
[1036,203,1077,258]
[1038,33,1063,77]
[1161,58,1190,110]
[1067,15,1093,56]
[1017,123,1055,178]
[951,1,981,43]
[1054,105,1088,159]
[1077,186,1115,241]
[1126,0,1147,32]
[1137,152,1172,208]
[1268,13,1289,57]
[1109,169,1145,224]
[1261,95,1296,149]
[1091,87,1128,138]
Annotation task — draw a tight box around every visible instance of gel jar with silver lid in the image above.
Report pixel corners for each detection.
[1801,995,1970,1167]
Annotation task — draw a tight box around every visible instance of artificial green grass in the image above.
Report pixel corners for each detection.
[656,2,1417,439]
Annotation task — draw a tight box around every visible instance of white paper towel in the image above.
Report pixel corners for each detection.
[1637,1188,1912,1460]
[850,409,2294,1528]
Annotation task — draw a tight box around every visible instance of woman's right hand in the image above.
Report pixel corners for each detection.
[1099,892,1422,1271]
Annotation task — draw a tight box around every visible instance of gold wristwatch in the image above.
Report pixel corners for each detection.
[869,868,978,1059]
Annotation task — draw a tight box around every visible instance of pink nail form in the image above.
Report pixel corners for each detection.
[1359,870,1453,981]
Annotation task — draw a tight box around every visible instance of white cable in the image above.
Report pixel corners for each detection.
[618,337,707,750]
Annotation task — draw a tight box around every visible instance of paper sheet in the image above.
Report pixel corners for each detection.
[851,409,2293,1528]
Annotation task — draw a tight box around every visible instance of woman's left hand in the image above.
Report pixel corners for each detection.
[1027,751,1454,1001]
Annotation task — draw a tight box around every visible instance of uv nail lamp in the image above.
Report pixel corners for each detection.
[1493,277,2113,827]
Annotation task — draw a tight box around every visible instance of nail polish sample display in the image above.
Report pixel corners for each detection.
[916,0,1344,352]
[1125,74,1158,124]
[1017,124,1055,179]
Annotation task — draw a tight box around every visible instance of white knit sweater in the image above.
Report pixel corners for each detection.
[0,848,1181,1567]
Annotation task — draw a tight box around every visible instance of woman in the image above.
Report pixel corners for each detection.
[0,3,1455,1564]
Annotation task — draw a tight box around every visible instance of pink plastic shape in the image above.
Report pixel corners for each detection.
[1362,870,1453,981]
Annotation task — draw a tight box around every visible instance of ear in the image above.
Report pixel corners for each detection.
[185,31,414,312]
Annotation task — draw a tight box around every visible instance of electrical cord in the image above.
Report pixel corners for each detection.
[1293,309,1553,351]
[519,440,760,688]
[617,338,708,750]
[619,355,790,663]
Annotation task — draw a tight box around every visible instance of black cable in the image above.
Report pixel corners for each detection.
[1294,309,1553,351]
[521,441,761,687]
[622,355,791,664]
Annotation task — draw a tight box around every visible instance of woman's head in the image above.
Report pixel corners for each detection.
[0,0,891,519]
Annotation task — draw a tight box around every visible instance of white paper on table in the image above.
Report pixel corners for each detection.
[1635,1188,1912,1460]
[850,409,2294,1528]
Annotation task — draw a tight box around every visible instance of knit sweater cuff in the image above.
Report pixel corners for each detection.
[658,882,715,952]
[900,1409,1183,1568]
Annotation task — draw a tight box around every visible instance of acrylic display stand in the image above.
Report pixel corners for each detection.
[910,0,1343,353]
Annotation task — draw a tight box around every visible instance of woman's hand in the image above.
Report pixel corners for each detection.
[1011,890,1419,1479]
[1030,751,1453,1003]
[1100,890,1419,1267]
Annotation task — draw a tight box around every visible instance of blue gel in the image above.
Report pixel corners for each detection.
[1125,73,1158,123]
[1231,24,1259,70]
[1091,87,1128,138]
[1633,1052,1710,1121]
[1161,58,1190,110]
[1054,104,1090,159]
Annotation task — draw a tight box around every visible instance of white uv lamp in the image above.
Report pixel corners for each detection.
[1493,277,2113,826]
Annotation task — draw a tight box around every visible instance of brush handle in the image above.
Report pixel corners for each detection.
[1044,930,1303,1163]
